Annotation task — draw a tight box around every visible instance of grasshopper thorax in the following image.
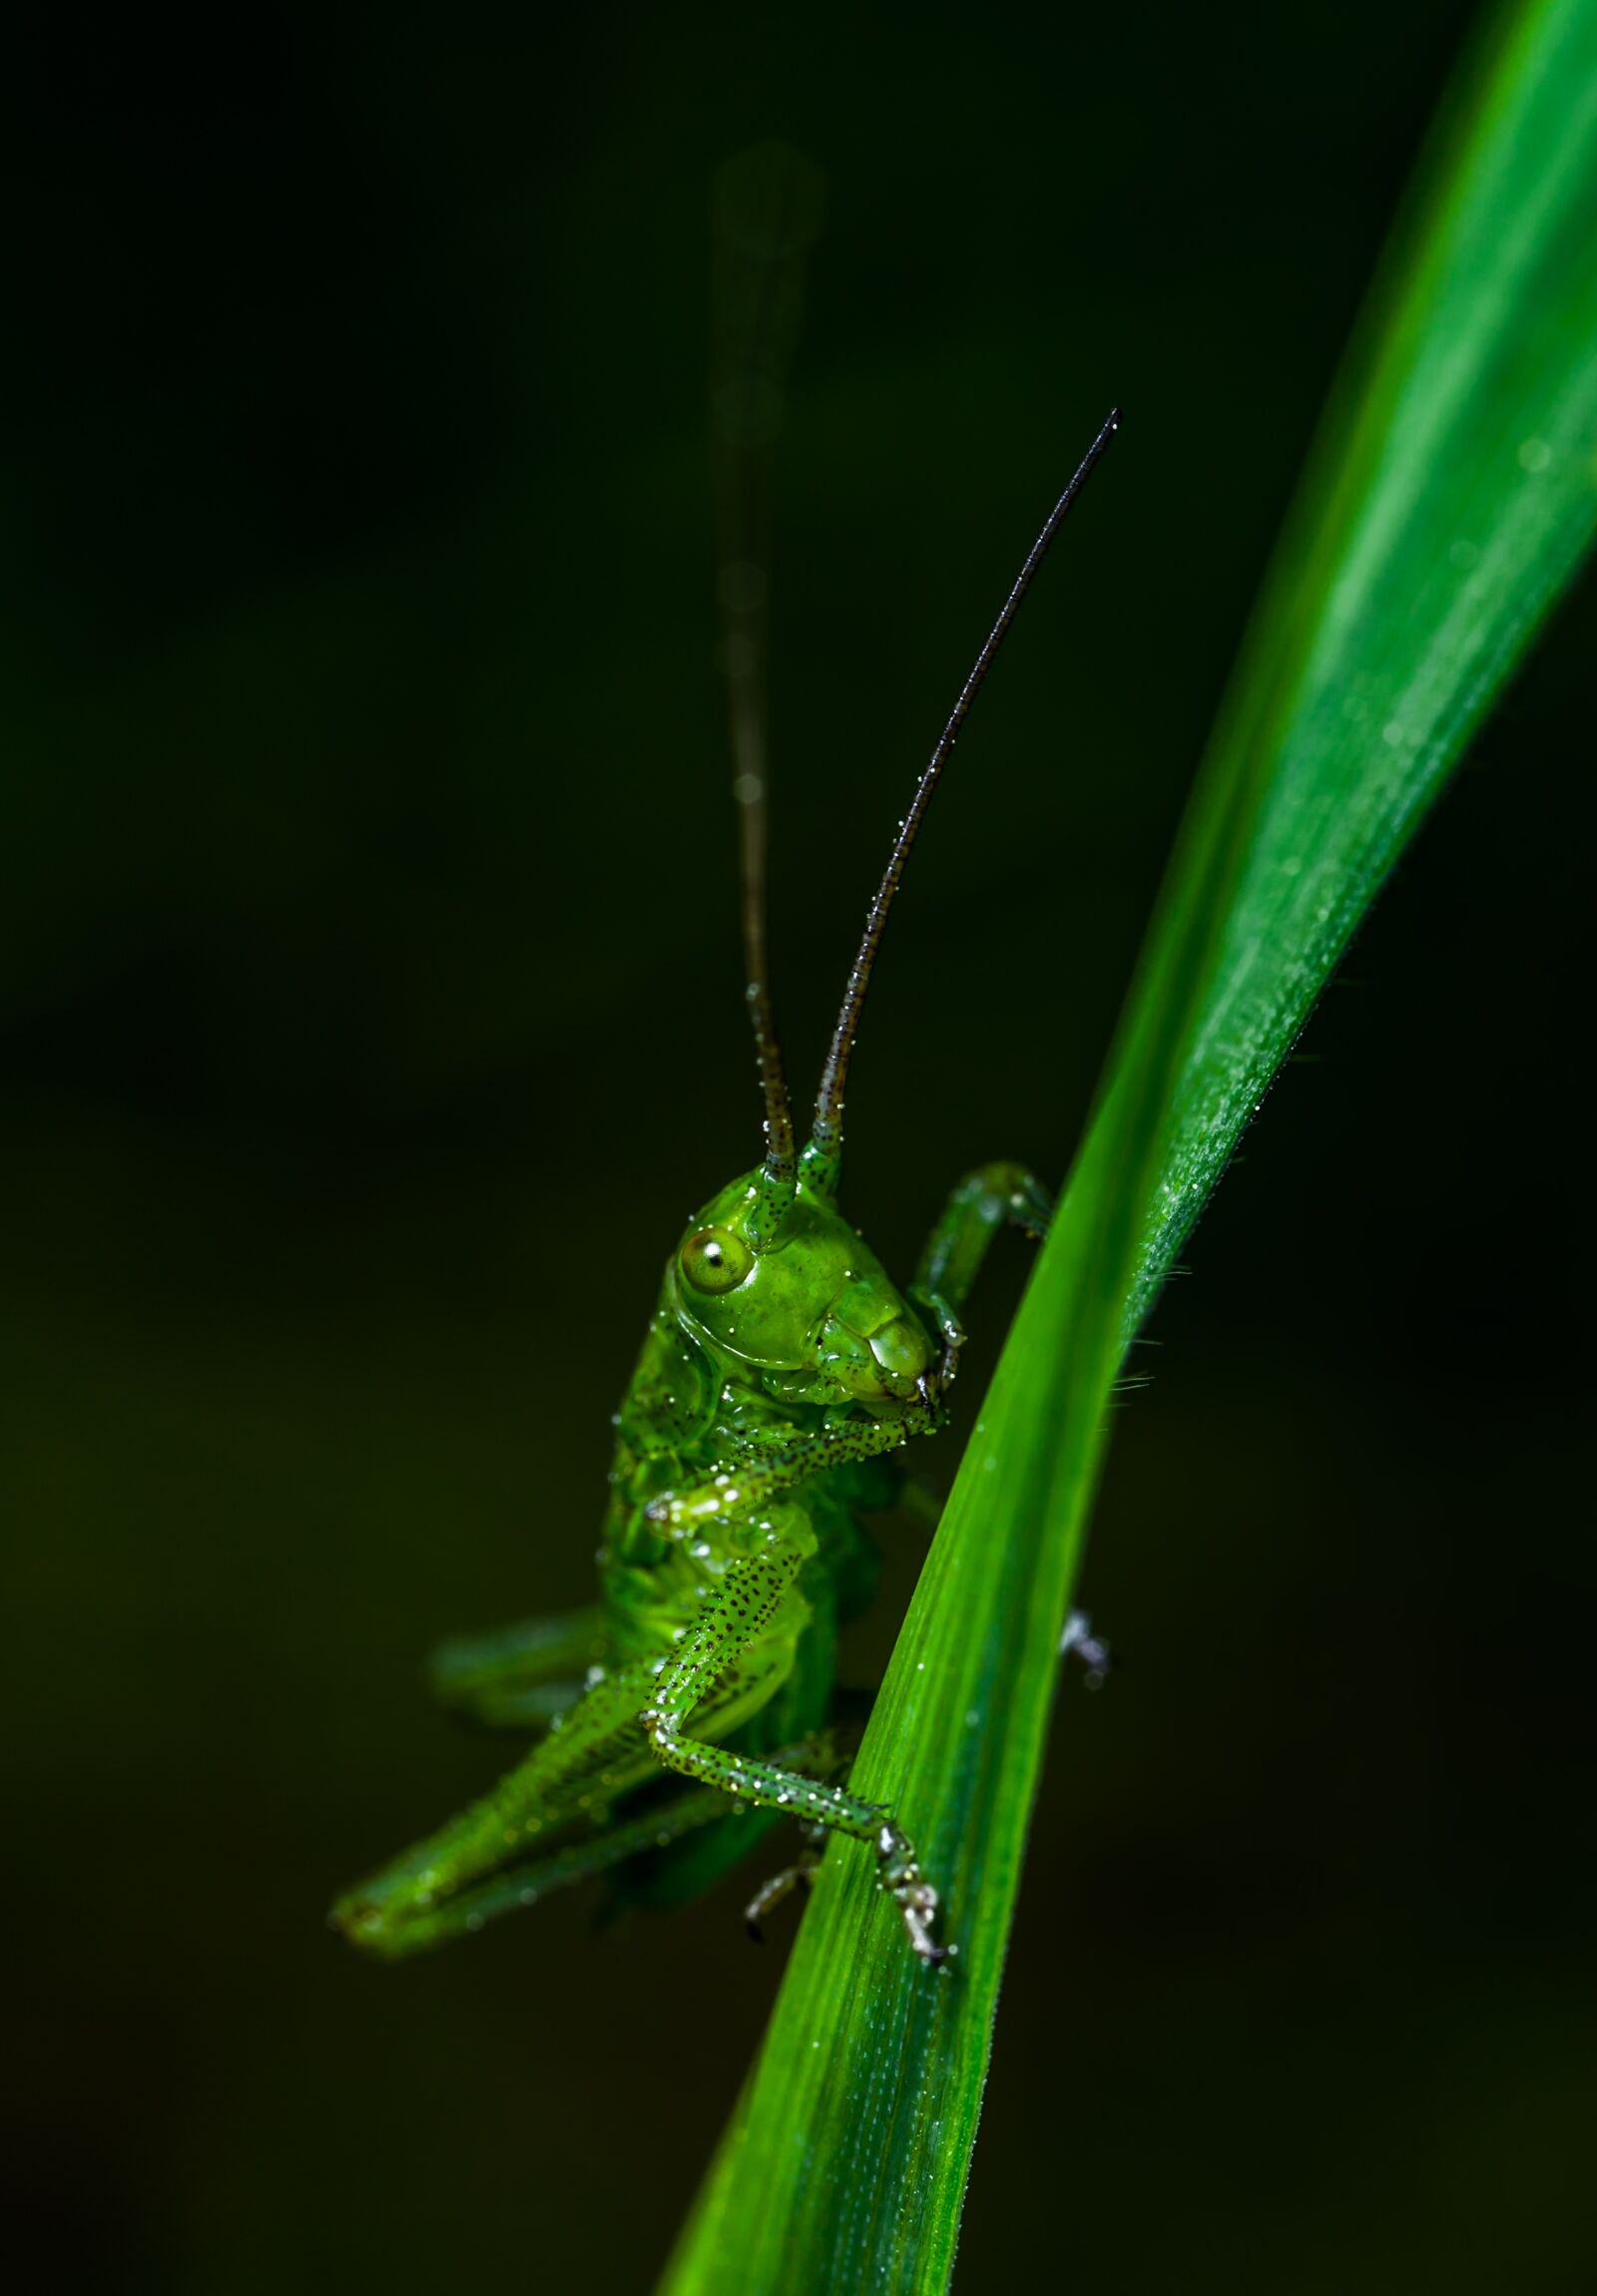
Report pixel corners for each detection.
[667,1169,934,1412]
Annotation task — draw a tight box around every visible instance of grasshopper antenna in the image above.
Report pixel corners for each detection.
[804,406,1122,1186]
[737,765,794,1204]
[711,144,824,1245]
[726,537,794,1228]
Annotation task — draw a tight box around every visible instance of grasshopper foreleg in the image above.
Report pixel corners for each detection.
[911,1160,1051,1384]
[643,1409,936,1536]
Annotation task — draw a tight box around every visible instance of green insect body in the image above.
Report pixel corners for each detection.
[332,409,1118,1969]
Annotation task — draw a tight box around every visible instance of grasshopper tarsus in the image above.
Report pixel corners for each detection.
[876,1821,956,1967]
[1060,1608,1114,1687]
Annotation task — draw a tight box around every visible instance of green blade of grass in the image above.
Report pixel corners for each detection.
[662,2,1597,2288]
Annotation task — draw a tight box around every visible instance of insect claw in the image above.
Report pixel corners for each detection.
[875,1820,955,1966]
[1059,1607,1113,1686]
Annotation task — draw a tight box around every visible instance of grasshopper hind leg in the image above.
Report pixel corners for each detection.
[341,1781,736,1961]
[742,1720,857,1943]
[744,1825,824,1943]
[333,1633,802,1959]
[332,1655,668,1956]
[427,1605,604,1732]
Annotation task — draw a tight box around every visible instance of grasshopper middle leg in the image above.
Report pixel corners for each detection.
[640,1521,951,1965]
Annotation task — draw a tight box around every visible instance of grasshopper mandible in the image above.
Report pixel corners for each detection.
[332,408,1119,1970]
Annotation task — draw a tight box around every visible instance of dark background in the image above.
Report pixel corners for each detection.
[4,3,1593,2290]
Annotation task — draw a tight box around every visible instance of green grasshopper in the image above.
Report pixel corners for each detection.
[331,408,1119,1969]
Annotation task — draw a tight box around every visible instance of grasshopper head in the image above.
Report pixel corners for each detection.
[721,423,1116,1338]
[710,426,1117,1406]
[668,1169,935,1411]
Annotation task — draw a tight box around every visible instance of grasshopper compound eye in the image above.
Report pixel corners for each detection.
[680,1226,754,1296]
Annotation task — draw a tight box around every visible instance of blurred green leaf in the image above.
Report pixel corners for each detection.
[660,0,1597,2288]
